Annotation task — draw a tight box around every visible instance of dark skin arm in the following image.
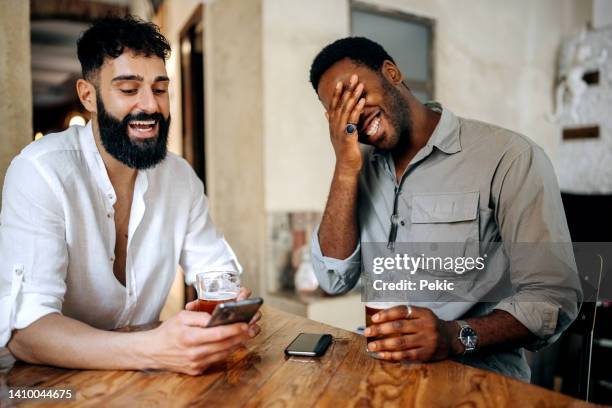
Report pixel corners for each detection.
[318,74,366,259]
[365,305,537,361]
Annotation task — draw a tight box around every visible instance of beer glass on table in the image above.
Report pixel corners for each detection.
[365,301,405,359]
[194,271,240,314]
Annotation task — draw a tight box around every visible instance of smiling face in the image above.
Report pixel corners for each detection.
[92,50,171,169]
[317,58,412,151]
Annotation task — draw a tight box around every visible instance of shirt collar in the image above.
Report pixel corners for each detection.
[425,102,461,155]
[78,121,117,204]
[80,120,99,152]
[370,101,461,162]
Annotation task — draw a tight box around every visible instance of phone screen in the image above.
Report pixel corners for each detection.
[206,297,263,328]
[285,333,333,356]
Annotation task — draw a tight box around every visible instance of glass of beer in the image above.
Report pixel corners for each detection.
[365,301,404,359]
[194,271,240,314]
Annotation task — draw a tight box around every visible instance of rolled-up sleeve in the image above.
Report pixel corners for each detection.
[310,224,362,295]
[179,167,242,285]
[492,144,582,350]
[0,157,68,347]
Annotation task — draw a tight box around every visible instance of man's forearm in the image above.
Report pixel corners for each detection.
[7,313,151,370]
[318,168,360,259]
[446,310,537,356]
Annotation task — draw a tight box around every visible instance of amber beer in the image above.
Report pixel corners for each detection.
[194,271,241,314]
[195,291,238,314]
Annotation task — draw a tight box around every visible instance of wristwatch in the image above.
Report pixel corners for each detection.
[456,320,477,355]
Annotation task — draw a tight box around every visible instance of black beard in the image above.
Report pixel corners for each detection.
[96,96,170,170]
[381,78,412,149]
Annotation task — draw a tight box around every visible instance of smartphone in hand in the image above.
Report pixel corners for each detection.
[206,297,263,328]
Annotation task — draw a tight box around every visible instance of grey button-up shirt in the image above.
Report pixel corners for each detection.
[311,103,582,381]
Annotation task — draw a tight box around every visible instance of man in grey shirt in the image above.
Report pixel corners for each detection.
[308,37,581,381]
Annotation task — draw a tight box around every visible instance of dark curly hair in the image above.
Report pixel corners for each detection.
[77,15,171,81]
[309,36,395,92]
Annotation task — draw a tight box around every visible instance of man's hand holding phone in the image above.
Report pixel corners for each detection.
[186,287,262,331]
[326,74,366,177]
[143,287,261,376]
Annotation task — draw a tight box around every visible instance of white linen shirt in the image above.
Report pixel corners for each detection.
[0,122,241,346]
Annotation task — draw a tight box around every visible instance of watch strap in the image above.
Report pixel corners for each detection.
[457,320,469,330]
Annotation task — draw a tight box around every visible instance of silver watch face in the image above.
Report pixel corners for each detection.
[460,327,477,349]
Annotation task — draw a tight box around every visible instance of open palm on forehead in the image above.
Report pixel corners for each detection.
[324,73,366,176]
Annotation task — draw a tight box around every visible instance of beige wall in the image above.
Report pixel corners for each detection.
[261,0,592,212]
[0,0,32,202]
[262,0,349,212]
[204,0,265,293]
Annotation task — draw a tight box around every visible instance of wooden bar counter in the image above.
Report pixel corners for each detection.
[0,306,598,407]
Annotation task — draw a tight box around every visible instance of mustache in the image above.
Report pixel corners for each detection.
[122,111,167,125]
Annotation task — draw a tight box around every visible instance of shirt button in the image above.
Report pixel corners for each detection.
[110,256,115,262]
[107,213,112,219]
[108,194,114,200]
[15,268,23,276]
[128,289,133,297]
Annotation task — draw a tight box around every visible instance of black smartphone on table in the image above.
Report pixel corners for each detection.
[284,333,333,357]
[206,297,263,328]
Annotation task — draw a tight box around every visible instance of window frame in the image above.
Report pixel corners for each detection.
[350,1,436,100]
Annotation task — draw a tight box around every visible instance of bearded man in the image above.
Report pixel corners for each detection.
[0,16,260,375]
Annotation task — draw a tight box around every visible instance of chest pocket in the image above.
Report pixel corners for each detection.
[408,191,481,273]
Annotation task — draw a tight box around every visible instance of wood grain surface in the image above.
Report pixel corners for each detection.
[0,306,599,407]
